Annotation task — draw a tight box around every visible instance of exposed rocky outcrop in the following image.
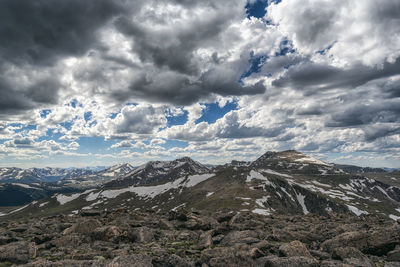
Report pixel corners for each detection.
[1,208,400,266]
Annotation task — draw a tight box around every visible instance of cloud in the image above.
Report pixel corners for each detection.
[272,59,400,93]
[0,0,125,66]
[267,0,400,67]
[0,0,399,167]
[110,104,167,135]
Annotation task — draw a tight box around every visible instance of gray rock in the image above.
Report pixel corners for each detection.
[63,219,102,235]
[198,231,213,249]
[387,246,400,261]
[0,241,37,263]
[220,230,260,245]
[332,247,374,267]
[264,255,318,267]
[91,226,125,242]
[320,260,353,267]
[109,254,152,267]
[130,226,154,243]
[279,240,312,257]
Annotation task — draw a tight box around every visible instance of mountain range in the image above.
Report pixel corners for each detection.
[1,150,399,222]
[1,150,400,266]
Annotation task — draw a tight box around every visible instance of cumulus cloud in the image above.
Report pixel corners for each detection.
[0,0,399,167]
[108,105,167,135]
[267,0,400,67]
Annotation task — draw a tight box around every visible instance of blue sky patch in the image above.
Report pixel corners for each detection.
[167,109,188,127]
[245,0,268,18]
[195,102,238,124]
[241,51,269,79]
[40,109,51,118]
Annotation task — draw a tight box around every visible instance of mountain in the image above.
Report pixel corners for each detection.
[334,164,387,174]
[104,157,209,188]
[0,167,43,183]
[59,163,135,188]
[0,167,97,184]
[0,182,79,207]
[4,150,399,223]
[2,150,400,266]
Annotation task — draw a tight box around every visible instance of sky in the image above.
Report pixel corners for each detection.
[0,0,399,168]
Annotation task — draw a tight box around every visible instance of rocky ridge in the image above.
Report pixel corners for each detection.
[1,208,400,266]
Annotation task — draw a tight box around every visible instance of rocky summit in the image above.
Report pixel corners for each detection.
[0,150,400,266]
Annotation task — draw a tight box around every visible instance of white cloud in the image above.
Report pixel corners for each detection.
[267,0,400,67]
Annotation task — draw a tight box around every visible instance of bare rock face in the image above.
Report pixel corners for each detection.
[0,241,36,263]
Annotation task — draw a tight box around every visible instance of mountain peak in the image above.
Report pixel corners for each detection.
[104,157,209,188]
[251,150,330,168]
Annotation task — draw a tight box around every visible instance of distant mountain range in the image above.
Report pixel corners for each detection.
[0,166,107,184]
[1,150,399,223]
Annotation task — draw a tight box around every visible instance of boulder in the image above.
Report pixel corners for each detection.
[109,254,152,267]
[387,246,400,261]
[91,226,125,242]
[152,254,194,267]
[63,219,102,235]
[321,228,400,256]
[130,226,154,243]
[264,255,318,267]
[51,234,86,248]
[279,240,312,257]
[198,231,213,249]
[80,209,101,217]
[220,230,260,245]
[321,231,368,252]
[332,247,374,267]
[0,241,36,263]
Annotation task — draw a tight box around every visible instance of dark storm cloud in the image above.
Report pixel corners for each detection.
[382,79,400,98]
[0,0,124,66]
[0,0,127,116]
[326,101,400,128]
[0,75,62,116]
[273,58,400,93]
[112,71,266,106]
[363,125,400,141]
[25,78,61,104]
[114,5,235,76]
[0,79,34,114]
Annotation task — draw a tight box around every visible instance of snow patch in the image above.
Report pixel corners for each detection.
[252,208,271,216]
[39,201,49,207]
[0,204,29,217]
[206,192,214,197]
[171,203,186,211]
[55,192,82,205]
[255,196,270,208]
[98,174,214,200]
[11,183,34,189]
[295,191,309,215]
[294,156,331,166]
[346,205,368,216]
[389,214,400,221]
[311,180,331,187]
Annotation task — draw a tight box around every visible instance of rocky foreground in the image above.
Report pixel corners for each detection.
[1,208,400,267]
